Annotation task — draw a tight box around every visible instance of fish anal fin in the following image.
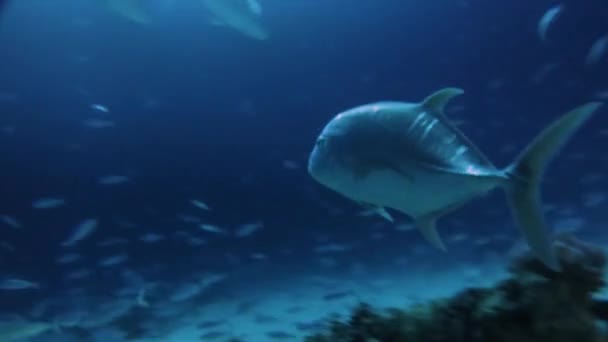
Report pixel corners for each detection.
[421,87,464,116]
[415,216,446,251]
[414,200,472,251]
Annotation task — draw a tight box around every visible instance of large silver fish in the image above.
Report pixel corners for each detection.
[308,87,602,271]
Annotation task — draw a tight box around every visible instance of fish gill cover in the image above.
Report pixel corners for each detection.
[0,0,606,341]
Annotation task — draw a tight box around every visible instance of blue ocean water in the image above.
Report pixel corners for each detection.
[0,0,606,341]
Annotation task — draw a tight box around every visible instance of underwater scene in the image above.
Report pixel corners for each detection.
[1,0,608,341]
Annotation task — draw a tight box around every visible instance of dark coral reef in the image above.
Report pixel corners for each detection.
[306,234,608,342]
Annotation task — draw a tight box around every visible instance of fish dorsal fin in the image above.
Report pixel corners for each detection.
[421,87,464,116]
[415,216,447,251]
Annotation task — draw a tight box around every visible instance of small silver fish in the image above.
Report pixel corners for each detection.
[139,233,164,243]
[98,253,129,267]
[234,222,263,237]
[32,198,66,209]
[308,87,602,271]
[62,219,99,247]
[90,103,109,113]
[0,278,40,290]
[585,34,608,66]
[97,175,129,185]
[0,215,21,229]
[199,224,226,234]
[538,4,563,42]
[55,253,81,265]
[190,199,211,210]
[282,160,300,170]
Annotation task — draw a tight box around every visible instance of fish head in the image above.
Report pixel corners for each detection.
[308,108,376,195]
[308,101,444,207]
[307,134,337,187]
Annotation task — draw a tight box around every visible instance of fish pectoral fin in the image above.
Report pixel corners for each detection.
[421,87,464,116]
[374,207,394,223]
[363,159,414,183]
[415,215,446,251]
[358,202,394,223]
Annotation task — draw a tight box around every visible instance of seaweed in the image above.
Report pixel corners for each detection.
[306,235,608,342]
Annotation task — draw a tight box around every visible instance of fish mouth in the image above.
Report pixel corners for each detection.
[307,149,320,178]
[308,149,332,185]
[307,137,325,175]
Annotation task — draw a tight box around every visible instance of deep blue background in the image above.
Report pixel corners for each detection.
[0,0,606,309]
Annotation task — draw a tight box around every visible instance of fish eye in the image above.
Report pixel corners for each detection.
[316,138,326,147]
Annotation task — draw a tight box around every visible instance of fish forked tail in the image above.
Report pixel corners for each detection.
[504,102,603,271]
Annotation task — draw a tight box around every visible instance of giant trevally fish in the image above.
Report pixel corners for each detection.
[202,0,268,40]
[307,87,602,271]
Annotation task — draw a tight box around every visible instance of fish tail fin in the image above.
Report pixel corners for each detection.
[504,102,603,271]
